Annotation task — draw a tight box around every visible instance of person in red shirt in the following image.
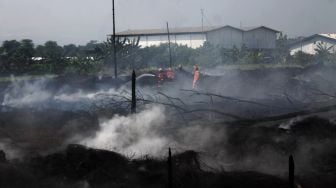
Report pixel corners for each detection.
[193,66,200,89]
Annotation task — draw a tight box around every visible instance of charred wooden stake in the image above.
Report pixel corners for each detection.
[289,155,295,188]
[131,70,136,113]
[168,147,173,188]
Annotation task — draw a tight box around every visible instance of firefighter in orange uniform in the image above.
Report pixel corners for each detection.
[192,66,200,90]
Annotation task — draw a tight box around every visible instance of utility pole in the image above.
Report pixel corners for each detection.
[112,0,117,79]
[201,9,206,41]
[166,22,173,68]
[201,9,204,32]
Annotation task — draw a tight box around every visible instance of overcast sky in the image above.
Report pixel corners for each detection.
[1,0,335,45]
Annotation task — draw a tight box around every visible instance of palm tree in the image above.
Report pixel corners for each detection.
[314,42,335,64]
[315,43,334,57]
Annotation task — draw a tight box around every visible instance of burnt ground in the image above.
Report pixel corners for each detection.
[1,113,336,187]
[0,144,291,188]
[0,64,336,187]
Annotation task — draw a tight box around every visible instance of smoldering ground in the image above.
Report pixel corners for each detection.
[0,65,336,186]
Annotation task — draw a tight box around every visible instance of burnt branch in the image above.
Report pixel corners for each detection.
[181,89,291,110]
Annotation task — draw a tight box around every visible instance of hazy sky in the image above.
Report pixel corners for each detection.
[1,0,336,45]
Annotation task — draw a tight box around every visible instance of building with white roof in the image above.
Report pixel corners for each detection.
[112,25,280,49]
[289,34,336,55]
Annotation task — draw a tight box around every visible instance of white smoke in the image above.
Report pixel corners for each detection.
[81,105,169,157]
[54,88,130,102]
[54,90,93,102]
[1,76,133,109]
[279,116,304,130]
[1,76,52,107]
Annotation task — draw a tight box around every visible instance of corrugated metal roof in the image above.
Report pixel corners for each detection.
[320,33,336,39]
[114,25,280,37]
[115,26,220,36]
[240,26,280,33]
[289,34,336,48]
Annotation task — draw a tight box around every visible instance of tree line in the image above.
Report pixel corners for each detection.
[0,39,107,75]
[0,35,335,75]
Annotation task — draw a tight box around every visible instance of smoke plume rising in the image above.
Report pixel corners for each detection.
[81,105,169,157]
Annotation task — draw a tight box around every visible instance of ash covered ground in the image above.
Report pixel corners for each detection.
[1,65,336,187]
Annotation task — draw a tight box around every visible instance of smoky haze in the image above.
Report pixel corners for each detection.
[0,0,336,45]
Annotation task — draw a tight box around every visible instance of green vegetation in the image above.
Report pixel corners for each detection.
[0,36,335,76]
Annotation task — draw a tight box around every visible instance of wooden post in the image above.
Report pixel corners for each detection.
[289,155,295,188]
[208,95,214,120]
[168,147,173,188]
[166,22,173,68]
[131,70,136,113]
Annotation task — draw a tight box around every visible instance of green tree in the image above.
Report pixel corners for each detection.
[13,39,35,71]
[63,44,78,57]
[43,41,63,60]
[221,45,250,64]
[247,50,263,64]
[1,40,21,57]
[193,42,222,66]
[292,51,314,64]
[19,39,35,57]
[0,44,5,72]
[0,39,35,72]
[35,45,45,57]
[98,37,141,70]
[273,33,290,63]
[37,41,64,73]
[171,44,195,67]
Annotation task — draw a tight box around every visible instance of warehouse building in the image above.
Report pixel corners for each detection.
[113,25,280,49]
